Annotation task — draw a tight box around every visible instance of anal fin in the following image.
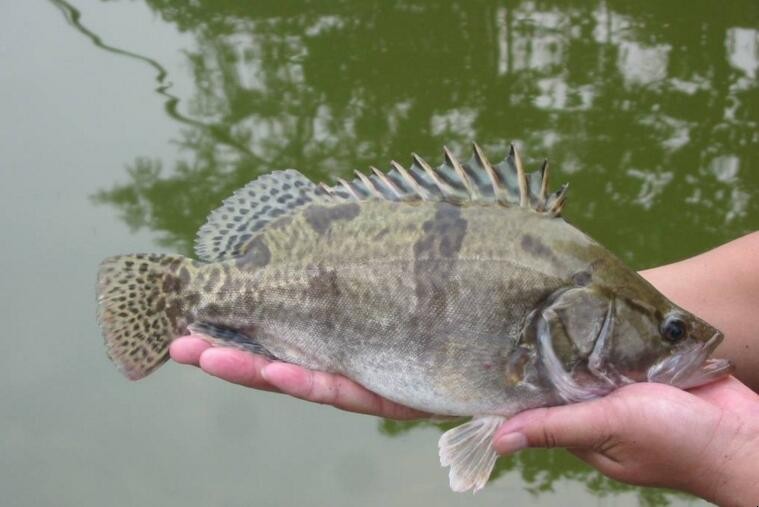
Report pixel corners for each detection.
[187,322,277,360]
[438,415,506,493]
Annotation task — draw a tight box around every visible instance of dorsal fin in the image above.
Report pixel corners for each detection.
[195,169,330,262]
[195,144,567,263]
[320,143,567,216]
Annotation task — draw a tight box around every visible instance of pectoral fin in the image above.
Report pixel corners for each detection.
[438,415,505,493]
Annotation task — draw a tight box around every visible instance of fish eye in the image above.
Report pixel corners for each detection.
[661,316,687,343]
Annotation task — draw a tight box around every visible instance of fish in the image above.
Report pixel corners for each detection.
[96,143,734,493]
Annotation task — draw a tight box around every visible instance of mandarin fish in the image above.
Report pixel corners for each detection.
[97,144,733,492]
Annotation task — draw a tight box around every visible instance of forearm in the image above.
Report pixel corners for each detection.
[640,231,759,392]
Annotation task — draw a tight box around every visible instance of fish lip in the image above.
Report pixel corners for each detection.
[647,331,733,388]
[704,331,724,355]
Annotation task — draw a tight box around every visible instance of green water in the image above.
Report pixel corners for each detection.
[2,1,757,506]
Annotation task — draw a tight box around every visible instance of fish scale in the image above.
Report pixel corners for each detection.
[97,143,732,493]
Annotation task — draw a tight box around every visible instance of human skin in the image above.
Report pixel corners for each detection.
[170,231,759,504]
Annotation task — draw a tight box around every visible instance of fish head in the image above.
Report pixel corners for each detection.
[538,266,733,400]
[609,289,732,388]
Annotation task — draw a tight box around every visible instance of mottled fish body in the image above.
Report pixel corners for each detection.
[97,144,733,493]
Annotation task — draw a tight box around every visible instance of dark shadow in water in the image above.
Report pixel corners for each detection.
[56,0,759,504]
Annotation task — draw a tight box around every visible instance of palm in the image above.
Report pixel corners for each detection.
[495,377,758,493]
[169,336,427,420]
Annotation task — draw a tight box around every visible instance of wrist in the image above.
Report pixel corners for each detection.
[691,419,759,507]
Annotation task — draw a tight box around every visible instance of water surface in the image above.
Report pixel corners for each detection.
[1,1,757,506]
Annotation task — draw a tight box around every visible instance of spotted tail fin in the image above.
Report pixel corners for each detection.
[96,254,193,380]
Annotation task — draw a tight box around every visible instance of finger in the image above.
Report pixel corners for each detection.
[493,399,611,455]
[260,362,428,420]
[169,336,213,366]
[198,347,278,392]
[689,375,759,409]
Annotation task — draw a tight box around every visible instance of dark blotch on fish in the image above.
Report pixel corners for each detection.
[177,267,191,288]
[305,265,341,332]
[167,257,183,271]
[236,236,271,268]
[304,203,361,235]
[572,271,592,287]
[268,215,294,231]
[521,233,560,267]
[162,274,180,293]
[414,202,468,260]
[306,265,340,299]
[203,268,221,292]
[165,299,182,328]
[185,292,200,309]
[411,203,468,333]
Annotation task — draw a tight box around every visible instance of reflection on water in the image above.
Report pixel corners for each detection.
[57,0,759,504]
[87,0,759,263]
[379,419,680,507]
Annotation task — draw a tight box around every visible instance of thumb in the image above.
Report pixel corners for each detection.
[493,398,615,455]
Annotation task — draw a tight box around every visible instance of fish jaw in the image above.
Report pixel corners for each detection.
[646,332,734,389]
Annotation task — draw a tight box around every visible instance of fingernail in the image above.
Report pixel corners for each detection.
[495,432,528,455]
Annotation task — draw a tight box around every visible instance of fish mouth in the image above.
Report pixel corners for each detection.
[646,332,734,389]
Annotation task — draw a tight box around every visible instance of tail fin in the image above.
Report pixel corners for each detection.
[97,253,191,380]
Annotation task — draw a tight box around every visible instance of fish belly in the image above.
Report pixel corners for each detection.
[249,258,556,416]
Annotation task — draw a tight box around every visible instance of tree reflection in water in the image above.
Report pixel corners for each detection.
[58,0,759,503]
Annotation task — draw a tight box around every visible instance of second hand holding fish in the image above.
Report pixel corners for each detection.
[171,339,759,506]
[492,377,759,507]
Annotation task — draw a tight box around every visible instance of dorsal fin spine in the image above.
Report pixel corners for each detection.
[473,142,509,205]
[412,153,458,201]
[332,144,564,216]
[533,159,550,211]
[547,183,569,217]
[354,170,383,199]
[371,166,403,199]
[444,146,479,199]
[337,177,363,200]
[392,161,431,200]
[510,144,530,208]
[539,159,550,201]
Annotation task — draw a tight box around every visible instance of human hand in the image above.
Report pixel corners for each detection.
[492,377,759,506]
[172,337,759,503]
[169,336,427,420]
